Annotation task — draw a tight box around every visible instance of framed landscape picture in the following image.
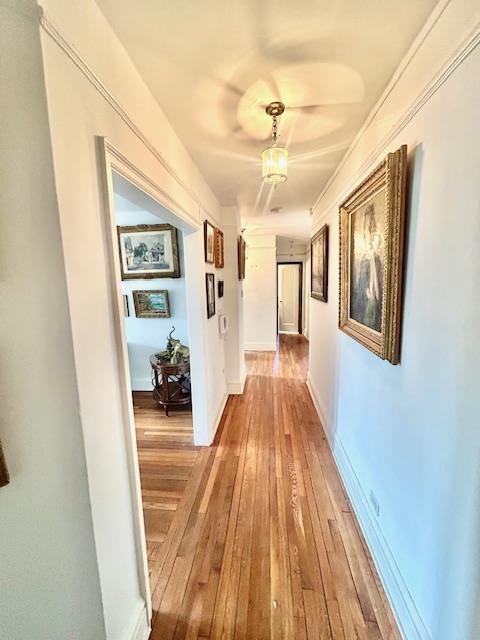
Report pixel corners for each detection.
[204,220,215,263]
[133,290,170,318]
[206,273,215,318]
[218,280,224,298]
[339,145,407,364]
[117,224,180,279]
[311,224,328,302]
[214,228,224,268]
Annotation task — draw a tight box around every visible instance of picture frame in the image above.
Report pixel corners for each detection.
[117,224,180,280]
[339,145,407,364]
[237,235,246,280]
[214,228,225,268]
[311,224,328,302]
[205,273,215,318]
[133,290,170,318]
[0,440,9,488]
[218,280,224,298]
[204,220,215,263]
[123,294,130,317]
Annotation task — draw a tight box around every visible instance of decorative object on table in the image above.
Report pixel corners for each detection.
[123,294,130,317]
[150,356,191,416]
[0,440,9,488]
[133,290,170,318]
[237,235,246,280]
[339,145,407,364]
[204,220,215,263]
[214,227,225,268]
[117,223,180,279]
[155,326,190,364]
[205,273,215,318]
[311,224,328,302]
[218,280,224,298]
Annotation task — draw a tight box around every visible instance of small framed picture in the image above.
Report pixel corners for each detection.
[133,290,170,318]
[218,280,224,298]
[214,228,224,268]
[238,235,246,280]
[117,224,180,279]
[206,273,215,318]
[204,220,215,263]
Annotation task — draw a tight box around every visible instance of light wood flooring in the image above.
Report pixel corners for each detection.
[134,335,401,640]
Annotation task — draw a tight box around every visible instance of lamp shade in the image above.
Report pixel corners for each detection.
[261,146,288,184]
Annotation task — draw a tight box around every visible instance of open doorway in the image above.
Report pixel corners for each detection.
[277,262,303,334]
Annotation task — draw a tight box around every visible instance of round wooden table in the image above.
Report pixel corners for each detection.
[149,355,191,416]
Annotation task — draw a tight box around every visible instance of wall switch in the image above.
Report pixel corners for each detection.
[369,490,380,517]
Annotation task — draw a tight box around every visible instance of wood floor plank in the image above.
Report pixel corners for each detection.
[133,336,401,640]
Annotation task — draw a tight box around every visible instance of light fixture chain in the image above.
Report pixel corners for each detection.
[272,114,278,145]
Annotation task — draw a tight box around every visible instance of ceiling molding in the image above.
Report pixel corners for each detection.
[38,7,221,227]
[311,6,480,225]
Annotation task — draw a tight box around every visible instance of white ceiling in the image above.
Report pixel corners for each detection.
[96,0,437,240]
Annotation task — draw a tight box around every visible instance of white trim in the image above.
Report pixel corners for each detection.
[245,342,277,352]
[38,8,221,228]
[311,16,480,228]
[127,602,150,640]
[210,392,229,444]
[227,369,247,395]
[130,378,152,392]
[306,375,431,640]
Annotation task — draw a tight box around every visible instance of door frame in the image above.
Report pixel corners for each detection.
[277,261,303,334]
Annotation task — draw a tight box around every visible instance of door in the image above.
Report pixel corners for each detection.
[278,263,301,333]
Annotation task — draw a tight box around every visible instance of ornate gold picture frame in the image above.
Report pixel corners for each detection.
[339,145,407,364]
[214,228,224,268]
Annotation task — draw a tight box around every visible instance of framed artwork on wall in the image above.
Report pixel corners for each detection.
[123,295,130,317]
[218,280,224,298]
[205,273,215,318]
[133,290,170,318]
[339,145,407,364]
[311,224,328,302]
[204,220,215,263]
[0,440,9,488]
[117,224,180,279]
[237,235,246,280]
[214,228,224,268]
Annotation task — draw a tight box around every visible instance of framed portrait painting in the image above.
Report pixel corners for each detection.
[214,228,224,268]
[117,224,180,279]
[339,145,407,364]
[206,273,215,318]
[311,224,328,302]
[204,220,215,263]
[133,290,170,318]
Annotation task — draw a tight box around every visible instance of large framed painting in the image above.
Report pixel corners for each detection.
[117,224,180,279]
[339,145,407,364]
[205,273,216,318]
[237,235,246,280]
[133,290,170,318]
[214,228,224,268]
[311,224,328,302]
[204,220,215,263]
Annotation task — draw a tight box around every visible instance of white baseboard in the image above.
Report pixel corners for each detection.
[227,369,247,395]
[209,392,228,443]
[245,341,277,351]
[126,602,150,640]
[306,375,430,640]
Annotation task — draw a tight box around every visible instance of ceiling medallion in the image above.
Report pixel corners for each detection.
[261,101,288,185]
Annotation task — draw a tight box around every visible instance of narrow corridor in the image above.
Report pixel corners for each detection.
[141,335,400,639]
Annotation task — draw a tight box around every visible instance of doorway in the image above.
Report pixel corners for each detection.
[277,262,303,334]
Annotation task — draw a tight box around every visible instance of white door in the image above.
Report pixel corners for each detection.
[278,264,300,333]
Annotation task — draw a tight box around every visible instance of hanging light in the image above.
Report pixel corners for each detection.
[261,101,288,185]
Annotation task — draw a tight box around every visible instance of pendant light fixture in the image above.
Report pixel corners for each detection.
[261,101,288,185]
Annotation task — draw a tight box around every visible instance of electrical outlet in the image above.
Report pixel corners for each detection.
[369,490,380,517]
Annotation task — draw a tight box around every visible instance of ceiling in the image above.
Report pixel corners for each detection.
[96,0,437,240]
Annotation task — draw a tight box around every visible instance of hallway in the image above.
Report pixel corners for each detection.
[144,335,400,639]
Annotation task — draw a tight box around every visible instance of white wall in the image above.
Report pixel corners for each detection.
[114,192,189,390]
[307,2,480,639]
[243,233,277,351]
[0,2,105,638]
[37,0,234,635]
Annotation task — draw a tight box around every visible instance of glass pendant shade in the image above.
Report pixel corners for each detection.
[261,146,288,184]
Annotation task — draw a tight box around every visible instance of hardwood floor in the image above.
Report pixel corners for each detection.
[134,336,401,640]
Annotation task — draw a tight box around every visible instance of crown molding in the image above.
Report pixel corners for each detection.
[38,8,220,226]
[311,7,480,224]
